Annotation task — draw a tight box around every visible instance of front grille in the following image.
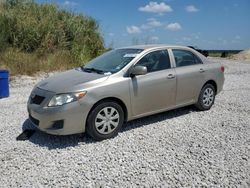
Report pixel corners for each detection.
[29,115,39,126]
[31,95,45,105]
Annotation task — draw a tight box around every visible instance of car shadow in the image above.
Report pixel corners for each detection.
[21,119,94,149]
[20,105,196,150]
[122,105,196,132]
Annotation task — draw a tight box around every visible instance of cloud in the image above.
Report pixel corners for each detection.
[182,37,191,41]
[63,1,77,6]
[235,35,241,40]
[141,18,163,30]
[185,5,199,12]
[139,2,173,14]
[128,19,182,34]
[166,23,182,31]
[231,35,241,43]
[147,18,163,27]
[150,36,159,42]
[127,26,141,34]
[191,32,201,39]
[145,36,160,44]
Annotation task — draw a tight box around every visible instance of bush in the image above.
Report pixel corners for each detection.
[0,0,104,75]
[0,48,77,75]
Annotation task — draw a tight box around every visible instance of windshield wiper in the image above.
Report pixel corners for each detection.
[82,67,104,74]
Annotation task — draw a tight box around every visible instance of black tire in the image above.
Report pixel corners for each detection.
[86,100,124,141]
[195,84,216,111]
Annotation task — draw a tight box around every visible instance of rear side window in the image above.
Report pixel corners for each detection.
[172,49,202,67]
[136,50,171,73]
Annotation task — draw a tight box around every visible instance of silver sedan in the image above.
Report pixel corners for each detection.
[27,45,225,140]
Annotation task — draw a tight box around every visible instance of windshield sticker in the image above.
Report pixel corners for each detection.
[115,66,121,69]
[104,72,112,75]
[123,54,139,58]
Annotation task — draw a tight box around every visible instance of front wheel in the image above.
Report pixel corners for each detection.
[195,84,216,111]
[86,101,124,141]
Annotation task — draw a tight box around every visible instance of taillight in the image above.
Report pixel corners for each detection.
[220,66,225,73]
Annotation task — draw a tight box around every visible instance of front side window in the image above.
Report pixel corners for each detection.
[136,50,171,73]
[83,49,143,74]
[172,49,202,67]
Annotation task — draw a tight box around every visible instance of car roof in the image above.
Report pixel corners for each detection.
[117,44,191,50]
[116,44,208,63]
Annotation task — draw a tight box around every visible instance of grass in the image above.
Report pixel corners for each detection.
[208,52,222,57]
[208,52,239,58]
[0,48,80,76]
[0,0,104,76]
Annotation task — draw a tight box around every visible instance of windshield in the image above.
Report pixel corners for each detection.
[82,49,143,74]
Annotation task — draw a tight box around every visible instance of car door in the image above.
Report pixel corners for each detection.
[171,49,205,105]
[129,49,176,117]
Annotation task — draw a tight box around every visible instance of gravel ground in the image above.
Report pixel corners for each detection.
[0,59,249,187]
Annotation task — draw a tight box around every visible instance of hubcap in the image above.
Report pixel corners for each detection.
[202,87,214,107]
[95,107,120,135]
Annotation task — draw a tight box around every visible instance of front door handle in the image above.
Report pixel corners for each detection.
[199,68,205,73]
[167,74,175,79]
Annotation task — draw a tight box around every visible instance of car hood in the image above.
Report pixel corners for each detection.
[37,69,109,93]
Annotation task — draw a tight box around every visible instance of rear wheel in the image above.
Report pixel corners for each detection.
[195,84,216,111]
[86,101,124,141]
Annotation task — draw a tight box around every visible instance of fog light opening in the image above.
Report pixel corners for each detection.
[50,120,64,130]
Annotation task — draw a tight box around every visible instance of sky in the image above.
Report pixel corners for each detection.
[37,0,250,50]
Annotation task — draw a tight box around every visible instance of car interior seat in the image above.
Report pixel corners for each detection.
[179,55,194,67]
[153,54,170,71]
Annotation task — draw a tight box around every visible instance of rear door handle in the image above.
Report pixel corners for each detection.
[199,68,205,73]
[167,74,175,79]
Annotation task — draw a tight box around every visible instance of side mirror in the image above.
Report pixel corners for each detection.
[130,66,147,76]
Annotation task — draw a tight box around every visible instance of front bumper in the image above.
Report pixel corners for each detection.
[27,87,92,135]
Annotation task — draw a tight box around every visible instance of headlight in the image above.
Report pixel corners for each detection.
[48,91,86,107]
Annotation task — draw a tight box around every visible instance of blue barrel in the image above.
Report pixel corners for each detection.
[0,70,9,98]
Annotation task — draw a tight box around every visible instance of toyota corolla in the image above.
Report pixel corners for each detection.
[27,45,224,140]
